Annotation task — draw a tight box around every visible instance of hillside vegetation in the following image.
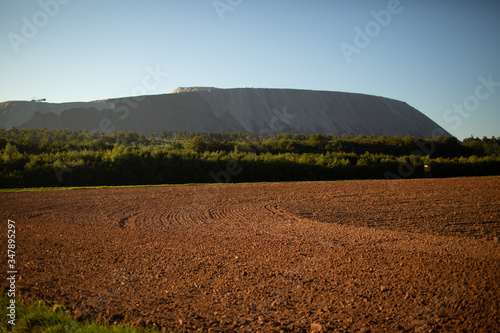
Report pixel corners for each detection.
[0,128,499,188]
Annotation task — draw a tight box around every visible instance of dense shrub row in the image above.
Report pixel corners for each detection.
[0,128,498,188]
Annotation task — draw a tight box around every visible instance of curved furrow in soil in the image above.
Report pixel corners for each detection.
[202,204,256,223]
[135,201,305,239]
[128,209,170,230]
[67,200,103,226]
[173,203,267,234]
[123,203,194,230]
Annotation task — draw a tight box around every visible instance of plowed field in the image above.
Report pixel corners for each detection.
[1,177,500,332]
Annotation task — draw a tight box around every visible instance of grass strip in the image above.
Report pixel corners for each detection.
[0,178,385,193]
[0,297,166,333]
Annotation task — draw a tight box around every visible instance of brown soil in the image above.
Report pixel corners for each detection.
[1,177,499,332]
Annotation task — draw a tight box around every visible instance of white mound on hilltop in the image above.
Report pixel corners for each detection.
[170,87,218,94]
[0,88,450,137]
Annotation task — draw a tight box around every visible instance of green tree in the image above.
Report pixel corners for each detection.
[307,134,328,151]
[2,143,22,163]
[187,136,207,153]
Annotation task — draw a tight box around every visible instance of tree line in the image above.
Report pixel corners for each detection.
[0,128,499,188]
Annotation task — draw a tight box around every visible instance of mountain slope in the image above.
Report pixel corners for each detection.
[0,88,450,137]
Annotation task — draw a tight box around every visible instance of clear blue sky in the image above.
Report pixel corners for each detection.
[1,0,499,139]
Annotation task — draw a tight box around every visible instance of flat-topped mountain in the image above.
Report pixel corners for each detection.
[0,88,450,137]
